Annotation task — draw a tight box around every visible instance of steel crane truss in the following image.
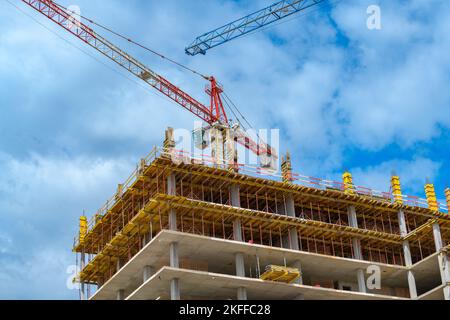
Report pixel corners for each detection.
[21,0,276,160]
[186,0,326,55]
[22,0,217,124]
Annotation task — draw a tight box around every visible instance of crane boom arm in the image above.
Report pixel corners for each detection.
[21,0,277,160]
[186,0,325,56]
[22,0,216,124]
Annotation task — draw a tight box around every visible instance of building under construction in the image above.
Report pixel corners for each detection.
[74,128,450,301]
[13,0,448,302]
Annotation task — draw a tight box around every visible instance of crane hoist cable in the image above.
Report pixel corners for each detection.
[52,1,209,81]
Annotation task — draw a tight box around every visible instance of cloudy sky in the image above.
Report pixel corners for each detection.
[0,0,449,299]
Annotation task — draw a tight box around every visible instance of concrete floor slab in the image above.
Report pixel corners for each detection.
[127,267,408,301]
[91,231,413,300]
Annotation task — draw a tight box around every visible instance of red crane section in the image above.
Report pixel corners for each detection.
[22,0,221,124]
[21,0,276,159]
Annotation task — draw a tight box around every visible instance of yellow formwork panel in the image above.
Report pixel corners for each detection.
[343,172,355,195]
[391,176,403,205]
[79,216,88,245]
[425,184,438,211]
[260,265,300,284]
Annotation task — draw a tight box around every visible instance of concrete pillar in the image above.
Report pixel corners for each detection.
[170,242,179,268]
[432,223,444,252]
[170,278,180,300]
[233,219,243,242]
[116,258,124,273]
[398,210,418,299]
[237,287,247,300]
[432,223,450,300]
[230,185,243,242]
[167,173,178,232]
[167,173,176,196]
[169,209,177,231]
[80,283,86,301]
[230,185,240,207]
[292,260,303,285]
[235,253,248,300]
[116,289,125,300]
[347,206,358,228]
[356,269,367,293]
[235,253,246,277]
[143,265,154,283]
[286,195,299,251]
[80,252,86,301]
[288,229,300,251]
[347,205,366,293]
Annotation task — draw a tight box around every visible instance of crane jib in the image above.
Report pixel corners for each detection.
[20,0,277,160]
[21,0,217,125]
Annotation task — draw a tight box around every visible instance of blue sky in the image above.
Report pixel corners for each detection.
[0,0,449,299]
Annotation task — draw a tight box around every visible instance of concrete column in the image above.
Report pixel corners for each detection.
[347,206,358,228]
[143,265,154,283]
[352,238,363,260]
[80,252,86,301]
[292,260,303,285]
[233,219,243,242]
[116,289,125,300]
[234,252,248,300]
[167,173,176,196]
[170,278,180,300]
[398,210,418,299]
[116,258,124,273]
[230,185,243,242]
[170,242,179,268]
[167,173,177,232]
[432,223,450,300]
[288,229,300,251]
[169,209,177,231]
[347,205,366,293]
[285,194,296,217]
[286,195,299,251]
[230,185,240,207]
[356,269,366,293]
[235,253,246,277]
[237,287,247,300]
[80,283,86,301]
[433,223,444,252]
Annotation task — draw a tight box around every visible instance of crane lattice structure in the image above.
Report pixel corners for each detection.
[20,0,277,166]
[185,0,326,56]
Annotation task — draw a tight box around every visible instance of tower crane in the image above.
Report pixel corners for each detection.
[19,0,277,169]
[186,0,326,56]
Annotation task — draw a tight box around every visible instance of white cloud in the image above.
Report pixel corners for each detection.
[348,157,441,195]
[0,152,137,298]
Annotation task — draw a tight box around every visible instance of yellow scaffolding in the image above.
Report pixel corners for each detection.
[260,265,300,284]
[391,176,403,205]
[343,172,355,195]
[425,184,438,211]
